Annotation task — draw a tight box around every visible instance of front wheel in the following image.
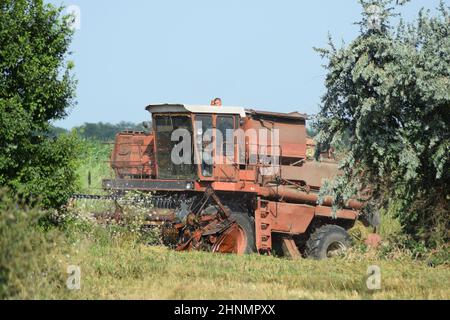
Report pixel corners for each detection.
[213,212,256,255]
[306,225,351,260]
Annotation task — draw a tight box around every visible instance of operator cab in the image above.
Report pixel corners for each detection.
[146,104,246,182]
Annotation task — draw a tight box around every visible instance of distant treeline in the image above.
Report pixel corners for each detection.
[51,121,148,141]
[51,121,316,141]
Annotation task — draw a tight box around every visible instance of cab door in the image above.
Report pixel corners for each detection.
[214,115,239,182]
[194,114,214,181]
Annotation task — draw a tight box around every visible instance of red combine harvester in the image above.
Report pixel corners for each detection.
[103,104,364,259]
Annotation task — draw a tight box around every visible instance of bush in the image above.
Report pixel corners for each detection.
[0,190,65,299]
[9,133,82,208]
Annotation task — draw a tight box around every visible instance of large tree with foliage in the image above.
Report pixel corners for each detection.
[0,0,79,208]
[315,0,449,246]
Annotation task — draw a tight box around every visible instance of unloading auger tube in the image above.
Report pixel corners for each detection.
[259,185,364,211]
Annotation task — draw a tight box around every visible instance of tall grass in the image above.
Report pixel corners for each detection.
[76,140,114,194]
[0,190,67,299]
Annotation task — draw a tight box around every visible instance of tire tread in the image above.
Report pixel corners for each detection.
[306,224,350,259]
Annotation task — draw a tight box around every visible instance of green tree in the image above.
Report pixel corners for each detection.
[0,0,78,208]
[314,0,449,246]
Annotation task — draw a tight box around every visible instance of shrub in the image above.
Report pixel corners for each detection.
[0,190,65,299]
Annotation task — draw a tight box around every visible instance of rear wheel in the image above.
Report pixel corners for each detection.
[306,225,351,260]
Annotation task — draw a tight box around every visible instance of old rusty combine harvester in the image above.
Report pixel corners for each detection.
[103,104,364,259]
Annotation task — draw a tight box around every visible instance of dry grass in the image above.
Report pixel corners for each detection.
[37,238,449,300]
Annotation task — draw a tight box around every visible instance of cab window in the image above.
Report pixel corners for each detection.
[216,115,235,156]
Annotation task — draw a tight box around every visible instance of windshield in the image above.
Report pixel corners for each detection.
[154,115,196,180]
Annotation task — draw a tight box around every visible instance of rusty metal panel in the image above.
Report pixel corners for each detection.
[280,160,339,188]
[255,199,315,253]
[239,169,256,182]
[111,132,154,178]
[243,118,306,159]
[279,143,307,158]
[214,163,238,182]
[281,236,302,259]
[267,202,315,234]
[315,206,358,220]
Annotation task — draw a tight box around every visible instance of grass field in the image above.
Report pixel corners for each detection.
[59,245,450,300]
[4,212,448,300]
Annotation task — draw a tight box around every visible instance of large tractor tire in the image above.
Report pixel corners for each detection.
[230,212,256,254]
[212,211,256,255]
[306,225,351,260]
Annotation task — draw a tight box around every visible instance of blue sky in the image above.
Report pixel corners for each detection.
[48,0,444,129]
